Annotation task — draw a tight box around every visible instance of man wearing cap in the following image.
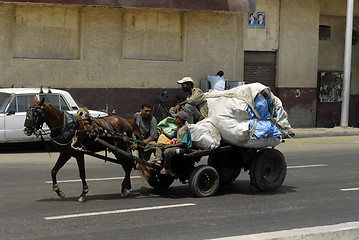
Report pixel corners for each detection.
[174,77,208,124]
[154,111,192,175]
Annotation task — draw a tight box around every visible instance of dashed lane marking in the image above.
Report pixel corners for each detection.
[287,164,327,169]
[340,187,359,191]
[44,203,196,220]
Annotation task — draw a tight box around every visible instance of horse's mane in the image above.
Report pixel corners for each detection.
[43,102,64,119]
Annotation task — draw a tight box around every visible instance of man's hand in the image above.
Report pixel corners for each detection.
[158,128,165,134]
[174,103,181,112]
[131,144,138,150]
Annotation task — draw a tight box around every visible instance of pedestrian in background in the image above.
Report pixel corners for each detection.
[207,70,226,91]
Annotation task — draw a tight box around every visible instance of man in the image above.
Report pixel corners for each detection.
[174,77,208,124]
[154,111,192,175]
[133,102,158,161]
[207,70,226,91]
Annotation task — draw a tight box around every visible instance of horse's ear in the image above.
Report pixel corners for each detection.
[39,97,45,105]
[34,96,39,102]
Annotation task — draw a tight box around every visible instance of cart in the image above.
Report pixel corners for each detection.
[84,131,286,198]
[144,144,286,198]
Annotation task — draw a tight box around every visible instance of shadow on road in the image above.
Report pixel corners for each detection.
[36,181,297,203]
[0,142,57,153]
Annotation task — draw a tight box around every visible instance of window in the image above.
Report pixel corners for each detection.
[39,94,70,111]
[8,95,36,112]
[319,25,331,40]
[0,93,11,112]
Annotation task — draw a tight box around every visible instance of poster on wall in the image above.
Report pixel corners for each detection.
[248,12,266,29]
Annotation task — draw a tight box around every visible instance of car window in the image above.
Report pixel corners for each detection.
[8,98,17,112]
[17,95,36,112]
[59,96,70,110]
[0,93,11,112]
[39,94,70,111]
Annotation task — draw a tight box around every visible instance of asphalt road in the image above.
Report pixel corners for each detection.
[1,136,359,240]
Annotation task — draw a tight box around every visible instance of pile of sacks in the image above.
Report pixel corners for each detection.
[188,82,293,149]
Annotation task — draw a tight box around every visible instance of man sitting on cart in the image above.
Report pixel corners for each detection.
[133,102,158,161]
[172,77,208,124]
[154,111,192,175]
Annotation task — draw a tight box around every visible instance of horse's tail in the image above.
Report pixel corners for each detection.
[127,119,151,181]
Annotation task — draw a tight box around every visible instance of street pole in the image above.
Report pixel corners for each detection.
[341,0,354,127]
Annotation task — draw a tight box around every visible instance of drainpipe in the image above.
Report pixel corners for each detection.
[341,0,354,127]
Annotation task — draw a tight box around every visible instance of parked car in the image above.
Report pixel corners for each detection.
[0,87,107,143]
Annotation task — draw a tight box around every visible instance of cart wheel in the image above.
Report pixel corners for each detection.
[147,171,174,190]
[250,149,287,191]
[208,155,241,184]
[189,165,219,197]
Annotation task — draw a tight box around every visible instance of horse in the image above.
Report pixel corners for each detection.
[23,97,149,202]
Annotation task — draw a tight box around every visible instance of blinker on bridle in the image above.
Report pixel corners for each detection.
[25,106,47,131]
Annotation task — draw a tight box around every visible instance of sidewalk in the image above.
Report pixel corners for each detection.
[293,126,359,138]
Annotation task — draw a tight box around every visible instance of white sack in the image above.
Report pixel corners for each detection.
[205,82,292,148]
[188,118,221,150]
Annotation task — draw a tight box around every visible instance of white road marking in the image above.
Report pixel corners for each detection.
[207,221,359,240]
[45,203,196,220]
[48,165,328,183]
[45,176,141,184]
[287,164,327,169]
[340,187,359,191]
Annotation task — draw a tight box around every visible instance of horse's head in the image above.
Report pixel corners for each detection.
[23,97,47,136]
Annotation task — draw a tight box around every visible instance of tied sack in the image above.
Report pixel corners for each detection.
[188,118,221,150]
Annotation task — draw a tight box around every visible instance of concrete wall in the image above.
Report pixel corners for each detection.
[243,0,279,51]
[276,0,320,127]
[318,0,359,126]
[0,3,244,90]
[0,3,244,117]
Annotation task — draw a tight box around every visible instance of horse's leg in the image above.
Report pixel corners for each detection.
[75,153,89,202]
[51,153,71,200]
[120,157,133,197]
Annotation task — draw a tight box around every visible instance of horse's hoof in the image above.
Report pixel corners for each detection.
[121,190,130,198]
[59,192,65,200]
[78,196,86,202]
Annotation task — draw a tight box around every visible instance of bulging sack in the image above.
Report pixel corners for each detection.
[206,82,292,148]
[188,118,221,150]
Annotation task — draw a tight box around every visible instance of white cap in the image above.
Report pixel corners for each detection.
[177,77,194,84]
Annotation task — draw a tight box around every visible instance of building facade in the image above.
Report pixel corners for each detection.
[0,0,358,127]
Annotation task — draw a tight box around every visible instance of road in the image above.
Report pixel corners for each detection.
[1,136,359,240]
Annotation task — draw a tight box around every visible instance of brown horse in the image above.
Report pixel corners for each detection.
[23,97,149,202]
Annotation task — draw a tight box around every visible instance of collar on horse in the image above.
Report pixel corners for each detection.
[51,111,79,144]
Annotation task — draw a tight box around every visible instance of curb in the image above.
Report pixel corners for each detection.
[209,221,359,240]
[293,127,359,138]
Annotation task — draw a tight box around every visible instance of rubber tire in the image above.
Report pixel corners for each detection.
[208,155,241,184]
[250,148,287,191]
[188,165,219,197]
[147,171,174,190]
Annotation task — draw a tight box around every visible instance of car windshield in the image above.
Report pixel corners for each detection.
[0,93,11,112]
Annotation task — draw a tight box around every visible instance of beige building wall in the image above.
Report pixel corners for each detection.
[319,0,359,95]
[243,0,280,51]
[0,3,244,89]
[277,0,320,88]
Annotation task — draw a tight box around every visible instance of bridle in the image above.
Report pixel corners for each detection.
[24,105,48,134]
